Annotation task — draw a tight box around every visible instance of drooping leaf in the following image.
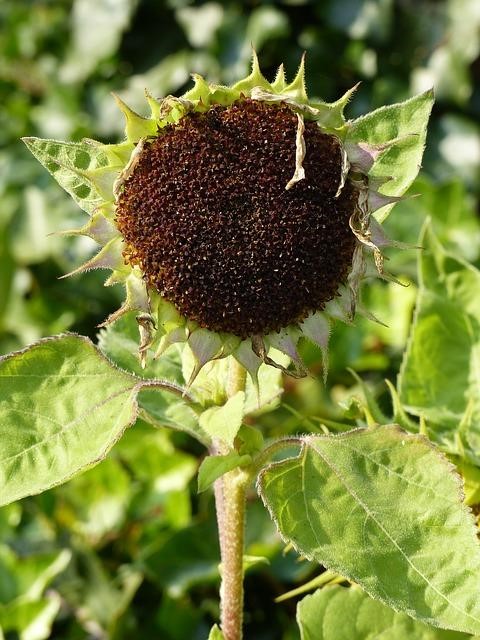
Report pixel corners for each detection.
[258,425,480,634]
[0,334,182,506]
[138,393,207,445]
[399,224,480,459]
[297,585,473,640]
[347,89,434,221]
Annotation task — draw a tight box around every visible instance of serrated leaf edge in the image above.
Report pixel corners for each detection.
[256,424,479,633]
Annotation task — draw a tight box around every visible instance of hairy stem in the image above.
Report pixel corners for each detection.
[219,468,248,640]
[214,358,248,640]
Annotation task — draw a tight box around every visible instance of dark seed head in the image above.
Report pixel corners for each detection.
[116,100,358,338]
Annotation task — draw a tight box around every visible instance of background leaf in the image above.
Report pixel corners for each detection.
[258,425,480,634]
[399,224,480,460]
[0,595,61,640]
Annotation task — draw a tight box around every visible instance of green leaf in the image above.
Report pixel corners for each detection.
[237,424,264,455]
[199,391,245,448]
[138,394,207,445]
[399,224,480,459]
[297,585,472,640]
[243,554,270,572]
[56,548,141,638]
[22,137,115,214]
[0,334,181,506]
[208,624,225,640]
[258,425,480,634]
[197,452,252,493]
[347,89,434,221]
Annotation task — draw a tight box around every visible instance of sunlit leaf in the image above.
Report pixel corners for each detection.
[61,0,137,82]
[0,334,181,506]
[258,425,480,634]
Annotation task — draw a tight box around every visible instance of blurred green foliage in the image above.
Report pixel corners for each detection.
[0,0,479,638]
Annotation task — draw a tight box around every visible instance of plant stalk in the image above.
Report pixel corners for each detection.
[218,468,248,640]
[214,358,248,640]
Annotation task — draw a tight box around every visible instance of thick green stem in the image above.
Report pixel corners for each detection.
[214,358,248,640]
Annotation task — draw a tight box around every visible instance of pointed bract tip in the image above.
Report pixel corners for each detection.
[272,64,286,91]
[251,48,261,73]
[284,53,308,102]
[341,81,361,106]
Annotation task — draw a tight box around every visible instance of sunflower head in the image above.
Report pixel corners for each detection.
[23,53,433,385]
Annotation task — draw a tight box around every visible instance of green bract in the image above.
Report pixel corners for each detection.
[23,54,434,386]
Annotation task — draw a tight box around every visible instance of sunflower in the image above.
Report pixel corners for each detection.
[23,54,427,386]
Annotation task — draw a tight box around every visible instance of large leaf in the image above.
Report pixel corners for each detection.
[399,224,480,459]
[258,425,480,634]
[347,89,434,220]
[0,334,182,506]
[22,138,115,214]
[297,586,473,640]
